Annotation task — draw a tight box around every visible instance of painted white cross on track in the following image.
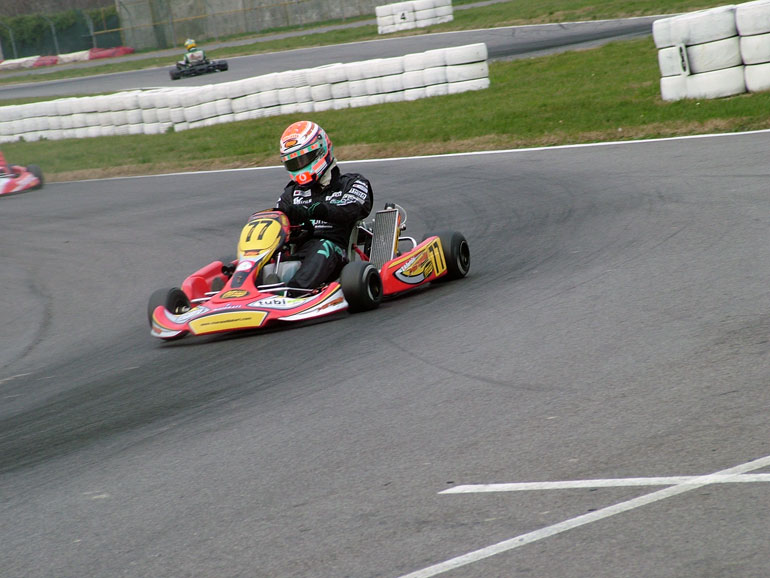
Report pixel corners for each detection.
[441,473,770,493]
[398,455,770,578]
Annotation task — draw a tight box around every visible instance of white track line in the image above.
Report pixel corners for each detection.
[399,455,770,578]
[442,474,770,492]
[66,129,770,184]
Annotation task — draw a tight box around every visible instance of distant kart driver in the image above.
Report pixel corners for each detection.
[268,120,374,292]
[177,38,207,69]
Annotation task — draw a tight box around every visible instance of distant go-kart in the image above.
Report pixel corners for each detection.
[169,57,228,80]
[0,161,44,195]
[148,204,470,340]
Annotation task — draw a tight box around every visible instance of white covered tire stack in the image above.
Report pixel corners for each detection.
[737,0,770,92]
[0,43,489,143]
[376,0,453,35]
[654,5,745,101]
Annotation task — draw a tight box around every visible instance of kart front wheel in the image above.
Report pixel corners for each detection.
[147,287,191,325]
[434,231,470,282]
[27,164,44,189]
[340,261,382,313]
[169,69,181,80]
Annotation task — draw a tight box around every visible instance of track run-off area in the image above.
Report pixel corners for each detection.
[1,10,769,577]
[1,129,769,577]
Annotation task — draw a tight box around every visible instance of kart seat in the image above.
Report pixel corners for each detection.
[261,260,301,284]
[347,220,367,261]
[188,50,205,64]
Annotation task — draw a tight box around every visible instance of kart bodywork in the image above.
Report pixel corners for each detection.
[0,163,43,195]
[169,58,228,80]
[148,205,470,340]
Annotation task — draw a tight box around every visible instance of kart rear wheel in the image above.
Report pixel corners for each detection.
[340,261,382,313]
[147,287,191,325]
[433,231,470,282]
[27,164,44,189]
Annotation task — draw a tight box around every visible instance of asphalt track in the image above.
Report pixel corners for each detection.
[2,130,770,577]
[0,16,658,99]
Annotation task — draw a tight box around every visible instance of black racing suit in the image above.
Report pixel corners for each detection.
[274,166,373,290]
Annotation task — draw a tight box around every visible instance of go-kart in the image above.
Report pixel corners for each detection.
[0,162,43,195]
[148,204,470,340]
[169,58,228,80]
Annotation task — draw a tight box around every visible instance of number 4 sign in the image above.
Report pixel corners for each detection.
[397,6,415,23]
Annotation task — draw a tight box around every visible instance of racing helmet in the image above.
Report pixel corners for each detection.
[184,38,197,51]
[279,120,334,188]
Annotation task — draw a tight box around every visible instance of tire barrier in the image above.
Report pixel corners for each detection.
[737,0,770,91]
[0,43,489,143]
[0,47,134,71]
[654,1,770,100]
[376,0,453,35]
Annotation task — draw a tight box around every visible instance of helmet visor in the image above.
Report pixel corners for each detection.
[282,142,323,173]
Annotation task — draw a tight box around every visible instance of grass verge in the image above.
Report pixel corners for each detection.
[0,0,729,88]
[4,2,769,182]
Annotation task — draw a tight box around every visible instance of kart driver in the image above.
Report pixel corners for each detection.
[271,120,373,292]
[177,38,207,68]
[0,150,13,177]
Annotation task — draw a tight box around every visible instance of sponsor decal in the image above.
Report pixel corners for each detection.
[236,261,253,272]
[351,182,369,196]
[279,287,347,320]
[393,239,447,284]
[249,296,302,309]
[189,310,268,334]
[283,138,299,148]
[221,289,249,299]
[317,296,345,312]
[341,193,364,206]
[347,187,368,201]
[213,303,243,310]
[151,324,184,339]
[394,253,428,284]
[172,305,209,323]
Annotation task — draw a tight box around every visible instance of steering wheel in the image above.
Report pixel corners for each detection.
[289,218,314,246]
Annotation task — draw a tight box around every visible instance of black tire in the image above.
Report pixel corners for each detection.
[340,261,382,313]
[26,164,44,189]
[147,287,191,326]
[217,60,228,71]
[433,231,470,282]
[169,69,181,80]
[217,255,237,272]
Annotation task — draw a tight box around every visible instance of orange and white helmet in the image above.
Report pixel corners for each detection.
[279,120,334,188]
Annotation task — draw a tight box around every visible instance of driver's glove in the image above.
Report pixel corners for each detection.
[281,204,309,225]
[307,202,328,220]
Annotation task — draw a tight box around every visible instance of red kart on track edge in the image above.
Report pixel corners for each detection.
[0,160,44,196]
[148,204,470,341]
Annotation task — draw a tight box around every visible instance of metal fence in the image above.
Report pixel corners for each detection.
[115,0,381,51]
[0,8,122,60]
